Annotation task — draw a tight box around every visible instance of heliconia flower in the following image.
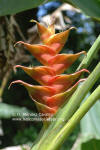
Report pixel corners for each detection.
[15,65,89,92]
[47,69,89,93]
[31,20,55,44]
[15,41,86,74]
[33,99,56,119]
[48,52,86,74]
[44,27,75,53]
[46,79,86,110]
[31,19,75,53]
[9,78,86,118]
[14,65,56,85]
[10,20,89,120]
[15,42,56,65]
[9,80,56,104]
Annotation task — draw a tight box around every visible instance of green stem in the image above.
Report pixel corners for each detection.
[77,34,100,71]
[44,85,100,150]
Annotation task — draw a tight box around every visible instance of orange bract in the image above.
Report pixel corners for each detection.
[11,20,89,119]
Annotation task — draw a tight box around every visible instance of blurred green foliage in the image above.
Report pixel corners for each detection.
[13,126,39,145]
[61,126,80,150]
[0,0,45,16]
[64,0,100,20]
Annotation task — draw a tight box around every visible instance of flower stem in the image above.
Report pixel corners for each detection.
[77,34,100,71]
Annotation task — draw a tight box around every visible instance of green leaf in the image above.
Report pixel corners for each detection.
[0,0,45,16]
[64,0,100,20]
[73,100,100,150]
[81,101,100,150]
[81,101,100,139]
[0,102,33,119]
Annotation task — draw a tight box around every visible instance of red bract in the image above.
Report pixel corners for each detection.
[10,20,89,119]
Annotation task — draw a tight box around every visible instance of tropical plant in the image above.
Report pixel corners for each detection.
[9,20,100,150]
